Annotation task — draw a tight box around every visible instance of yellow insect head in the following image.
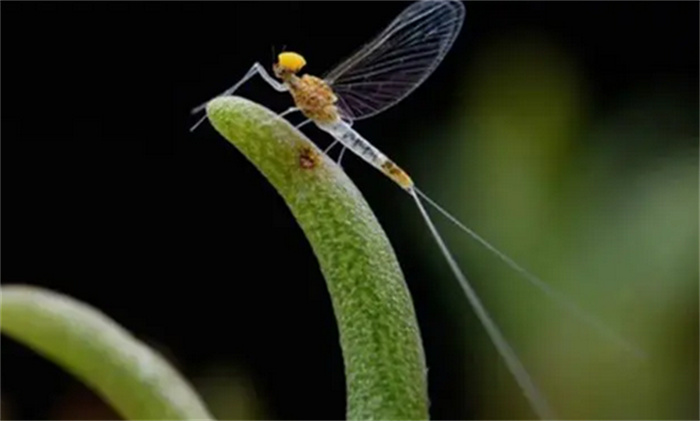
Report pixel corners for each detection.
[277,52,307,73]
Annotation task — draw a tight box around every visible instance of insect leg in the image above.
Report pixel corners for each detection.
[337,146,348,167]
[191,62,287,115]
[332,117,351,166]
[293,120,344,163]
[324,140,339,154]
[280,107,300,118]
[294,120,342,161]
[296,119,312,129]
[189,63,288,132]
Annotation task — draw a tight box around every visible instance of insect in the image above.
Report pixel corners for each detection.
[190,1,645,418]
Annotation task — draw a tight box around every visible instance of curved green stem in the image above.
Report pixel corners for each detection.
[0,285,212,420]
[206,96,428,420]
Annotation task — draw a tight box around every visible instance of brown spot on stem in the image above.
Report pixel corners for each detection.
[299,146,319,169]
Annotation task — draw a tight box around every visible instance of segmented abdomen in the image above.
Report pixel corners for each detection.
[320,120,414,190]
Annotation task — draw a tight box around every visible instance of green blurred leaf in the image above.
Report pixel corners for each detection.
[1,285,213,420]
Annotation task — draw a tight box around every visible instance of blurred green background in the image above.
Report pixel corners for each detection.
[400,31,697,419]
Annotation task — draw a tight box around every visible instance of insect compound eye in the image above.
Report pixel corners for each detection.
[277,52,307,73]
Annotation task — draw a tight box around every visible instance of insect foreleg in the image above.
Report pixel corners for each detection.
[189,62,289,133]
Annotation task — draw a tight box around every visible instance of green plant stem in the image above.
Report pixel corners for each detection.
[0,285,212,420]
[206,96,428,420]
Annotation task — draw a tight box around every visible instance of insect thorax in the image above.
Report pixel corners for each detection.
[288,74,340,123]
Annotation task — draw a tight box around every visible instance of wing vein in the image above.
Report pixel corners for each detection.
[322,0,465,121]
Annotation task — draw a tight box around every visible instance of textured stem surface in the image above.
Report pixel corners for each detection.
[206,96,428,420]
[1,285,212,420]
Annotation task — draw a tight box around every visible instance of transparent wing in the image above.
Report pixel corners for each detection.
[323,0,465,121]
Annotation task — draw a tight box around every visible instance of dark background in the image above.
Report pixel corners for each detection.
[2,1,698,420]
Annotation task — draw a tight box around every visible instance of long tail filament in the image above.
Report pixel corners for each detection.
[412,187,646,360]
[408,187,556,420]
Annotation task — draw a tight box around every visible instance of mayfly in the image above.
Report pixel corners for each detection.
[190,0,645,418]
